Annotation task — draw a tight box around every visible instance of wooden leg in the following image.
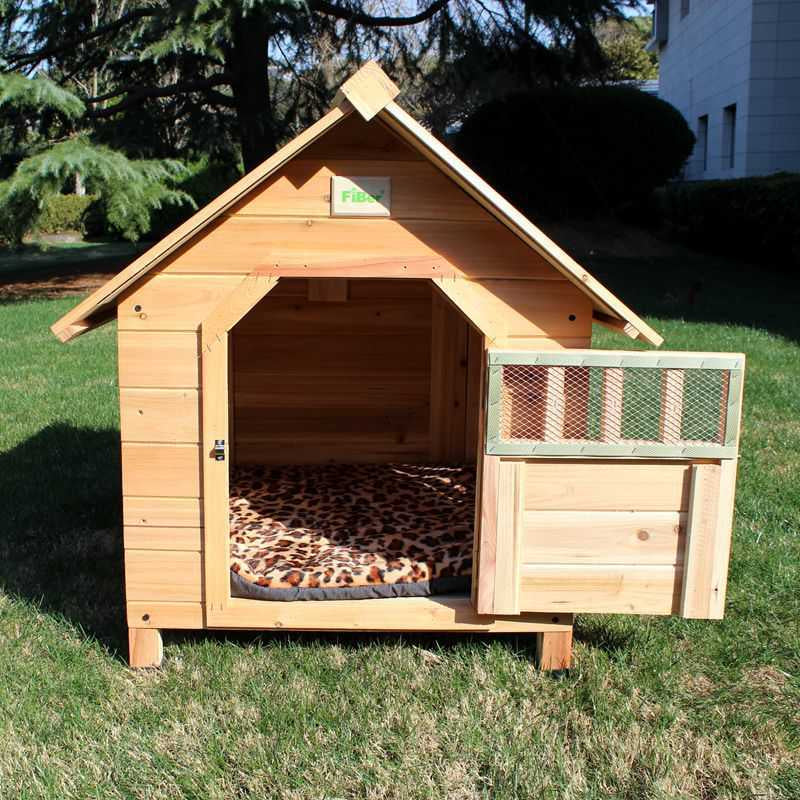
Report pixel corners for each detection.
[536,630,572,671]
[128,627,164,668]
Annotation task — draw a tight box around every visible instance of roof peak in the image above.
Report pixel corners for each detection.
[333,61,400,120]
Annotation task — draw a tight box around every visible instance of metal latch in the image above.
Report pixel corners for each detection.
[213,439,226,461]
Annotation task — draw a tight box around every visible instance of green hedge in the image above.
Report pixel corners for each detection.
[455,86,695,218]
[660,173,800,268]
[32,193,101,235]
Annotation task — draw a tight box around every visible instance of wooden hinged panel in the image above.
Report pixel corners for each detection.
[475,349,744,620]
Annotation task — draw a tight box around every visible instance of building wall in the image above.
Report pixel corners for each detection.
[746,0,800,174]
[655,0,800,179]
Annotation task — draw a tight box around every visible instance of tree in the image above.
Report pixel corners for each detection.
[2,1,642,170]
[594,15,658,84]
[0,71,192,244]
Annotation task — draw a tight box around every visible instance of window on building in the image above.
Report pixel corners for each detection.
[698,115,709,172]
[654,0,669,44]
[723,104,737,169]
[681,0,690,18]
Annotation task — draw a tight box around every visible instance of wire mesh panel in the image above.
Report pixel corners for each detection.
[486,351,744,458]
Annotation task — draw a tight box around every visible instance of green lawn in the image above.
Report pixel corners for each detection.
[0,251,798,799]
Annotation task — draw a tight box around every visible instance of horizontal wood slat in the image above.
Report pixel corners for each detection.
[125,549,203,602]
[127,601,204,629]
[123,496,203,528]
[235,294,432,335]
[211,595,573,632]
[476,279,592,340]
[524,461,693,511]
[120,388,200,443]
[118,331,199,388]
[233,332,431,376]
[124,527,203,551]
[520,564,681,615]
[161,217,559,280]
[234,439,431,465]
[118,274,242,332]
[522,511,686,565]
[232,160,492,221]
[234,375,430,410]
[121,443,202,497]
[297,113,423,161]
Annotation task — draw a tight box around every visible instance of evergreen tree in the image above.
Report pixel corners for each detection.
[0,71,192,245]
[2,1,639,170]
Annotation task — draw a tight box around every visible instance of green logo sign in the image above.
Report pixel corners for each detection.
[341,188,384,204]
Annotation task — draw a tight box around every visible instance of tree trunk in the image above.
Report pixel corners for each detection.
[229,7,277,171]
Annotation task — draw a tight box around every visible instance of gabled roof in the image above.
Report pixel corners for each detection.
[51,62,662,346]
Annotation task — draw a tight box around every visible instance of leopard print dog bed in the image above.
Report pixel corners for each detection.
[230,463,475,601]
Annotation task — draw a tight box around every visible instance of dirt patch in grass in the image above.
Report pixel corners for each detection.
[0,271,115,299]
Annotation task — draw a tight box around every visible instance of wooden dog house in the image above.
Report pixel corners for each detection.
[51,63,745,670]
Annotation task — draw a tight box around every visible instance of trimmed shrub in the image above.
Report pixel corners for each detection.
[32,193,100,235]
[455,86,695,217]
[659,173,800,269]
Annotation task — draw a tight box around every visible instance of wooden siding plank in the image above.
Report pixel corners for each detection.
[465,326,484,460]
[232,159,492,221]
[125,549,203,602]
[475,454,500,615]
[123,496,203,528]
[118,274,243,332]
[209,595,573,632]
[121,443,202,498]
[429,291,469,461]
[235,289,432,335]
[524,461,693,512]
[118,331,199,388]
[119,388,200,443]
[522,510,686,565]
[307,278,349,302]
[492,460,524,615]
[127,601,204,630]
[681,463,725,619]
[707,458,738,619]
[160,217,560,280]
[233,332,430,376]
[296,112,422,161]
[519,564,681,615]
[124,527,203,551]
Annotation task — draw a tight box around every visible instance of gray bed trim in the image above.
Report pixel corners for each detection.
[230,570,470,602]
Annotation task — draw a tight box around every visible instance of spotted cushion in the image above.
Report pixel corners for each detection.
[229,463,475,600]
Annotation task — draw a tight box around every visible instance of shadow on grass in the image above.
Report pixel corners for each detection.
[0,425,551,667]
[587,253,800,344]
[0,424,127,655]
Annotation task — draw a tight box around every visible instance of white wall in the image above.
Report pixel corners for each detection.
[655,0,800,179]
[746,0,800,174]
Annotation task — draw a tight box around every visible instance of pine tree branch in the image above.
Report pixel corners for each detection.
[88,75,232,117]
[6,8,157,68]
[309,0,449,27]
